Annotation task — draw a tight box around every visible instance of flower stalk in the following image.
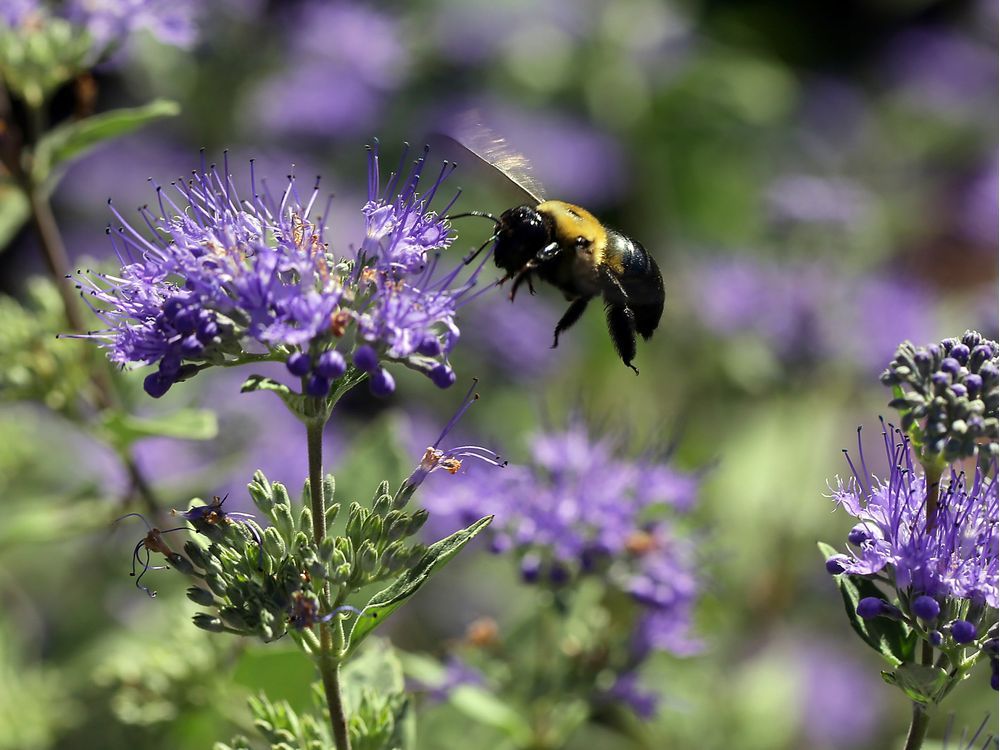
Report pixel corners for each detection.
[306,414,350,750]
[903,704,930,750]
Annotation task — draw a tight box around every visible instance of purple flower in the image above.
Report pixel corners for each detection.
[73,146,488,396]
[0,0,40,27]
[601,672,660,720]
[421,417,701,659]
[400,380,505,496]
[246,2,405,138]
[61,0,198,50]
[690,257,936,374]
[765,174,871,226]
[829,425,999,609]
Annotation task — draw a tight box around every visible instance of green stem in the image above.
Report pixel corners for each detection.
[25,180,161,516]
[902,703,930,750]
[306,418,350,750]
[922,461,943,532]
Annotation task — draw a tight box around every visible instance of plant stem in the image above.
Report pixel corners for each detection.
[903,703,930,750]
[26,182,161,516]
[306,418,350,750]
[922,460,943,532]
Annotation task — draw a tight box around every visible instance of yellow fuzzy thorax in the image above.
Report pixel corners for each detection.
[536,200,609,267]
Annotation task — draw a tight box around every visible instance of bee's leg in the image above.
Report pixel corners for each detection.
[552,297,590,349]
[604,304,639,374]
[509,263,537,301]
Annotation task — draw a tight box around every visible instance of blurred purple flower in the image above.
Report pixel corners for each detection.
[766,174,871,226]
[410,655,486,704]
[0,0,39,26]
[884,28,997,115]
[690,257,936,374]
[438,100,627,205]
[430,0,590,65]
[601,672,660,720]
[458,291,572,380]
[247,1,405,138]
[956,160,999,248]
[422,417,701,662]
[65,0,199,49]
[792,638,884,748]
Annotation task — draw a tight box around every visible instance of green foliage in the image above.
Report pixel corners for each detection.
[0,17,92,107]
[348,515,493,651]
[99,407,218,451]
[817,542,917,667]
[31,99,180,188]
[881,663,951,706]
[0,279,94,414]
[0,180,30,252]
[0,623,78,750]
[217,641,411,750]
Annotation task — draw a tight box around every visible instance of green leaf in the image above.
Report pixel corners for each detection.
[241,375,309,419]
[348,516,493,650]
[886,663,950,705]
[100,408,218,450]
[341,638,406,716]
[31,99,180,186]
[0,182,29,253]
[449,685,533,745]
[818,542,915,667]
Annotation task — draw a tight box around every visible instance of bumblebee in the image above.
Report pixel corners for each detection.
[448,127,664,374]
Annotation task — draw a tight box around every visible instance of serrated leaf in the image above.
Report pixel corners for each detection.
[348,516,493,650]
[818,542,915,666]
[32,99,180,186]
[0,181,29,253]
[889,663,950,705]
[100,408,218,449]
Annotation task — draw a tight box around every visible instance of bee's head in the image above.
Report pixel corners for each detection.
[493,205,553,273]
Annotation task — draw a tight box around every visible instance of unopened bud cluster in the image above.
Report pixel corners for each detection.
[881,330,999,462]
[158,470,430,641]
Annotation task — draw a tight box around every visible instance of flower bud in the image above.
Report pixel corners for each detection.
[430,364,456,389]
[370,367,395,397]
[186,586,216,607]
[825,555,849,574]
[857,597,887,619]
[306,374,331,397]
[316,350,346,379]
[911,595,940,621]
[193,613,225,632]
[951,619,978,644]
[143,371,173,398]
[286,352,311,377]
[353,345,379,373]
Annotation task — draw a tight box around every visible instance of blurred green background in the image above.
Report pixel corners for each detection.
[0,0,996,748]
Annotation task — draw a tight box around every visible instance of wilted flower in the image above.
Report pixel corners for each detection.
[73,146,489,398]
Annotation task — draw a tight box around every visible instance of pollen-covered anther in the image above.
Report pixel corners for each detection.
[465,617,499,648]
[625,530,657,556]
[329,310,351,337]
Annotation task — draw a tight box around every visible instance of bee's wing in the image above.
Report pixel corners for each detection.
[433,110,547,205]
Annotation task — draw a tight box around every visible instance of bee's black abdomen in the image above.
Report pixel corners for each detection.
[610,234,664,340]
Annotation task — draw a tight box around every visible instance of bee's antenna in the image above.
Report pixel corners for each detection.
[463,234,498,266]
[447,211,500,227]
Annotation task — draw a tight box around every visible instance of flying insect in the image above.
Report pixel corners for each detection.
[447,124,664,374]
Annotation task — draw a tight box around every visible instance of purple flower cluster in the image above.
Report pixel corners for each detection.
[825,424,998,631]
[422,419,701,679]
[75,146,487,398]
[690,256,937,374]
[1,0,198,50]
